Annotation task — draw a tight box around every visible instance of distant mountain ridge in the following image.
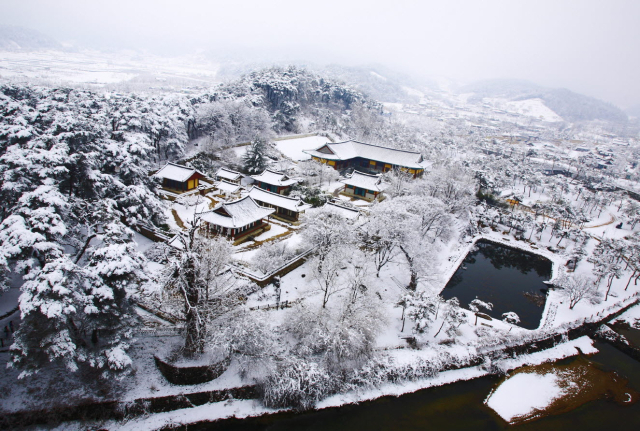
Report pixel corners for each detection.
[0,25,63,51]
[460,79,627,123]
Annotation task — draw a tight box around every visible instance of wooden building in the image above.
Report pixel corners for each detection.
[154,162,205,193]
[303,140,426,178]
[250,169,298,194]
[198,196,274,240]
[247,186,312,222]
[340,171,387,201]
[214,180,243,199]
[215,167,243,184]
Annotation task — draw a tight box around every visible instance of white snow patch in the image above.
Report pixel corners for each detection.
[505,99,563,122]
[486,372,564,422]
[232,145,249,158]
[370,71,387,81]
[252,223,288,241]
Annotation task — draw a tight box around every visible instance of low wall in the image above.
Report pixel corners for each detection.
[0,385,259,429]
[154,356,230,386]
[234,247,315,287]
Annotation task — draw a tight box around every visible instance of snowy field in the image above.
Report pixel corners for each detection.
[0,50,220,88]
[275,135,329,161]
[505,98,564,122]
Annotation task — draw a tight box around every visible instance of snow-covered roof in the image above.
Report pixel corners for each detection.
[154,162,203,182]
[247,186,312,213]
[215,167,242,181]
[250,169,298,187]
[324,202,361,220]
[341,171,388,192]
[198,196,275,228]
[215,180,243,194]
[303,140,424,169]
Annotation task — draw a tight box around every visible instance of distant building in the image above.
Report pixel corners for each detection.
[215,167,243,184]
[154,162,206,193]
[340,170,388,201]
[198,196,274,240]
[303,139,426,178]
[247,186,312,222]
[250,169,298,194]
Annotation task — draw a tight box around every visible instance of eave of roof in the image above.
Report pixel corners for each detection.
[198,196,275,228]
[154,162,204,182]
[247,186,312,212]
[303,140,424,169]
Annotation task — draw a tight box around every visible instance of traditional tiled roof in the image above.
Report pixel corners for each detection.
[154,162,203,182]
[251,169,298,187]
[341,171,388,192]
[215,180,243,194]
[215,167,242,182]
[247,186,312,213]
[303,140,424,169]
[198,196,274,228]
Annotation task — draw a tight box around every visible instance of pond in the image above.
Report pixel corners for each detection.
[441,239,553,329]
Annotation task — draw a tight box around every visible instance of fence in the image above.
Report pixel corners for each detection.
[232,247,316,287]
[135,222,173,243]
[249,298,303,311]
[135,327,184,337]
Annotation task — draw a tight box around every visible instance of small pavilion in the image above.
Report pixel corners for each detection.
[154,162,205,193]
[250,169,298,194]
[340,171,388,201]
[198,196,274,241]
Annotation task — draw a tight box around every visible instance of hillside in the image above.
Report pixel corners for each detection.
[460,79,628,123]
[0,25,63,51]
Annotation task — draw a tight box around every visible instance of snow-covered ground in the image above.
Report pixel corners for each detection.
[252,223,288,241]
[232,145,249,158]
[505,98,564,122]
[0,50,220,89]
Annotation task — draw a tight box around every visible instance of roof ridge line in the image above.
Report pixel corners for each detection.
[332,140,422,155]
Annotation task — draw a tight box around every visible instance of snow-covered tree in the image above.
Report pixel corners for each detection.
[242,137,269,174]
[10,247,137,378]
[309,245,348,308]
[502,311,520,324]
[469,297,493,325]
[555,271,599,309]
[434,297,467,338]
[402,290,441,334]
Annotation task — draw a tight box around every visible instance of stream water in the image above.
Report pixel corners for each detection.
[441,239,552,329]
[186,342,640,430]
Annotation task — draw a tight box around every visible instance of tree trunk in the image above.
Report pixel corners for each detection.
[183,258,205,357]
[625,270,636,291]
[400,246,418,290]
[605,274,614,302]
[434,319,446,338]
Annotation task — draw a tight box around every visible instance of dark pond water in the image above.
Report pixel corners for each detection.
[180,342,640,431]
[441,239,552,329]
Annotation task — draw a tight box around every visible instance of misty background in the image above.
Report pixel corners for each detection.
[0,0,639,111]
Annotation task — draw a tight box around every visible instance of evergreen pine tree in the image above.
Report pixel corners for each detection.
[242,137,269,174]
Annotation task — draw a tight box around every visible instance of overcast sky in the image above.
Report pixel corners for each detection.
[2,0,639,107]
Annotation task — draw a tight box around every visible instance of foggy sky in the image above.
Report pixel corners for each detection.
[2,0,639,108]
